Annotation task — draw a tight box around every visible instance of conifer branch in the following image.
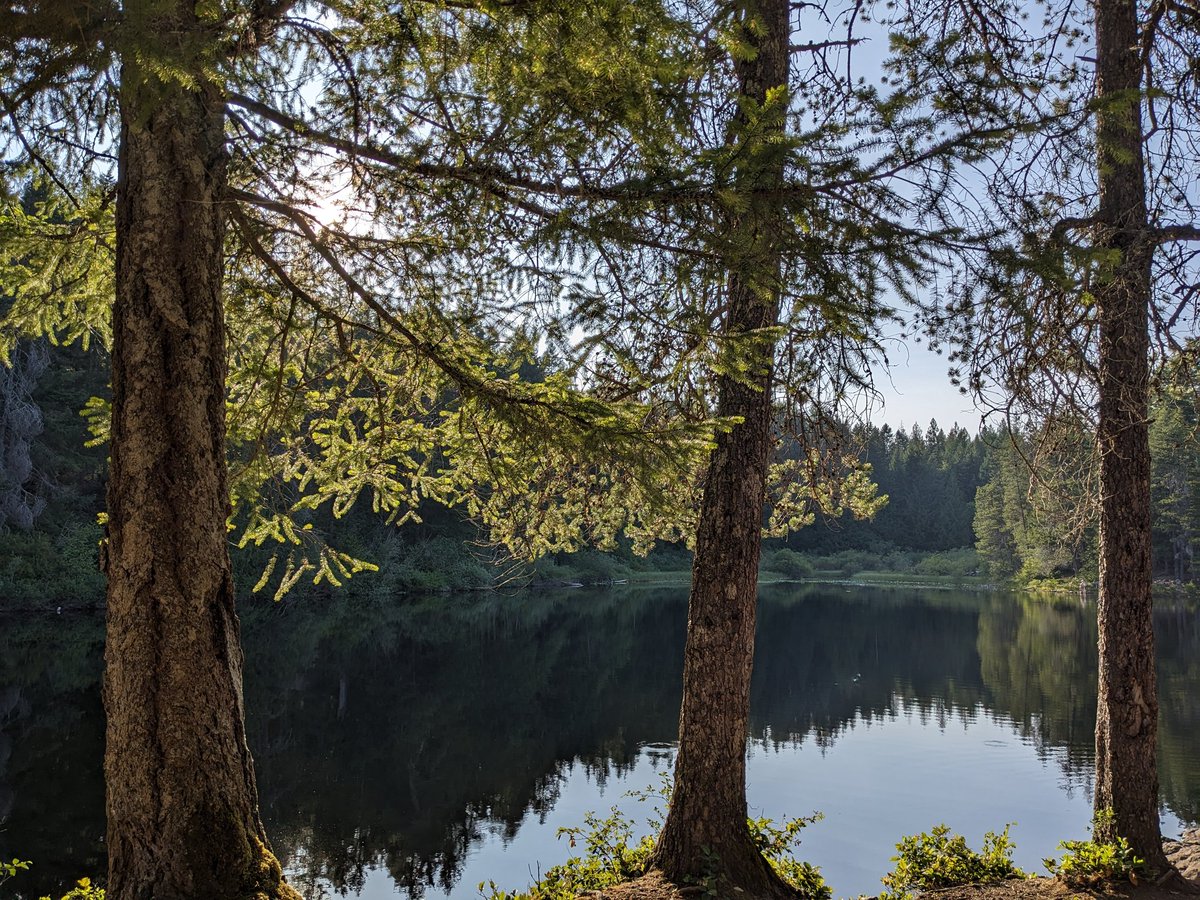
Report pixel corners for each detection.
[225,91,702,203]
[228,186,685,436]
[1050,215,1099,241]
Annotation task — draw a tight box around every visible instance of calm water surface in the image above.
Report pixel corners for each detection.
[1,585,1198,899]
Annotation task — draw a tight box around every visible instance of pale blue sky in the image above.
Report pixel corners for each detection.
[870,340,985,432]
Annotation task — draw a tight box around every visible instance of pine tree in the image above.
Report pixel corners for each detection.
[0,2,713,894]
[0,340,49,529]
[1150,389,1200,583]
[648,2,796,893]
[901,0,1200,866]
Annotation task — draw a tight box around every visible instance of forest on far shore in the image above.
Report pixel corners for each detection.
[4,341,1198,607]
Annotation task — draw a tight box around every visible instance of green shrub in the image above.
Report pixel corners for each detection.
[880,824,1024,900]
[1,861,104,900]
[530,549,634,585]
[912,549,979,578]
[373,536,492,593]
[880,549,918,573]
[814,549,881,577]
[557,550,628,583]
[43,877,105,900]
[482,787,828,900]
[764,549,814,579]
[482,806,656,900]
[628,543,693,574]
[1043,811,1144,886]
[750,814,831,899]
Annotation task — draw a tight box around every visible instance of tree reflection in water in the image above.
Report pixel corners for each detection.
[0,586,1196,899]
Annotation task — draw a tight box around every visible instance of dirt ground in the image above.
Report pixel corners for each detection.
[586,830,1200,900]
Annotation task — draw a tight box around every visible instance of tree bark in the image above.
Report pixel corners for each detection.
[1091,0,1169,873]
[652,2,796,896]
[104,3,300,897]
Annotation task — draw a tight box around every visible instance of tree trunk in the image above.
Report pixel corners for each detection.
[652,2,796,896]
[104,4,300,897]
[1091,0,1169,873]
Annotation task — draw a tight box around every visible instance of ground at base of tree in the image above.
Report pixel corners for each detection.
[581,869,702,900]
[585,874,1200,900]
[582,832,1200,900]
[911,870,1198,900]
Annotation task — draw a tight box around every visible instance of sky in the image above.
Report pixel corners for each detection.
[868,339,986,432]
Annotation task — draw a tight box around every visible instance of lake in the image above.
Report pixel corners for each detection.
[1,584,1198,899]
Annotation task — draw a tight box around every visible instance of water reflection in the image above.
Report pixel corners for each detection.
[0,616,106,891]
[0,586,1197,899]
[242,590,687,897]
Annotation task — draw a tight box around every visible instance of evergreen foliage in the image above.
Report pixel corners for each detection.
[971,421,1097,583]
[972,389,1200,586]
[778,420,988,555]
[1149,387,1200,583]
[0,0,922,598]
[9,357,1200,602]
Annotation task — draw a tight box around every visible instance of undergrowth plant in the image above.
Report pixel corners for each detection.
[880,824,1025,900]
[750,814,831,900]
[43,878,105,900]
[2,859,31,890]
[484,805,658,900]
[481,782,829,900]
[1,860,104,900]
[1043,810,1144,886]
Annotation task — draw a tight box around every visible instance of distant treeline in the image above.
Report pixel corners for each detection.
[776,421,986,555]
[970,393,1200,586]
[0,340,108,604]
[777,403,1200,587]
[2,341,1198,604]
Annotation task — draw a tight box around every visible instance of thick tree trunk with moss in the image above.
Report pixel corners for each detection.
[1090,0,1169,874]
[104,4,300,898]
[652,1,796,896]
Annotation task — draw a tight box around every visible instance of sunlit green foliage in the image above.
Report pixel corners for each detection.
[0,0,721,595]
[880,824,1025,900]
[749,814,831,899]
[0,187,112,363]
[1043,811,1144,886]
[479,785,828,900]
[0,861,104,900]
[2,858,32,889]
[41,877,105,900]
[480,807,655,900]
